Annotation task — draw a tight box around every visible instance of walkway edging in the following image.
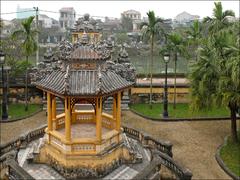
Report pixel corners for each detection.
[215,136,240,180]
[0,109,43,123]
[130,109,240,122]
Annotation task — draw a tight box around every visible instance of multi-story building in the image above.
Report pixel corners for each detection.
[39,14,57,28]
[16,5,35,19]
[174,11,199,25]
[121,10,141,32]
[59,7,76,30]
[121,10,141,20]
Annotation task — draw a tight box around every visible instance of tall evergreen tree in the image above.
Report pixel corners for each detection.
[12,16,38,111]
[140,11,163,109]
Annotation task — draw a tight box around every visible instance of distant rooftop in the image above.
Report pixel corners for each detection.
[60,7,75,12]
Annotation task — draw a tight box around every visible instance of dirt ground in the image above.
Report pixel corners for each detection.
[1,110,236,179]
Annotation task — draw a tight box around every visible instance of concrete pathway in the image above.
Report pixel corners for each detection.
[0,111,46,144]
[122,111,237,179]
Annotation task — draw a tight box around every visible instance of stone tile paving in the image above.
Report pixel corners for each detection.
[24,164,65,180]
[58,123,110,138]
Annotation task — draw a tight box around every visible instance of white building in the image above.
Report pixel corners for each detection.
[174,11,199,24]
[59,7,76,29]
[39,14,55,28]
[121,10,141,31]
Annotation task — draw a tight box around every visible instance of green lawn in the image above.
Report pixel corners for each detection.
[0,104,42,120]
[130,103,229,118]
[220,132,240,176]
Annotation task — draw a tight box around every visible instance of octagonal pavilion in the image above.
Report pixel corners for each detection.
[31,39,136,177]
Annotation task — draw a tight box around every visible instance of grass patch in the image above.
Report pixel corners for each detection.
[220,132,240,176]
[130,103,229,118]
[0,103,42,120]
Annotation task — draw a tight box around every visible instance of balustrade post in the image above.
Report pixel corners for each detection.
[65,97,71,142]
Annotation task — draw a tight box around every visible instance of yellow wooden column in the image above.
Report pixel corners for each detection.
[116,92,121,131]
[65,97,71,142]
[47,92,53,131]
[52,96,56,120]
[96,97,102,142]
[113,94,117,119]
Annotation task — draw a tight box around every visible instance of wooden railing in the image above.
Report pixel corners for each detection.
[75,110,95,123]
[54,113,65,130]
[48,111,119,155]
[102,112,115,129]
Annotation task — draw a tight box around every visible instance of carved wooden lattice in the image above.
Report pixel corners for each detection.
[71,98,96,110]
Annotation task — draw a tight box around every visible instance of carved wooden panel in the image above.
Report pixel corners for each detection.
[71,63,96,70]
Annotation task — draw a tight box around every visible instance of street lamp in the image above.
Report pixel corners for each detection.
[0,50,8,120]
[163,52,170,118]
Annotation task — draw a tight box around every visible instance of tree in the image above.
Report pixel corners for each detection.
[190,26,239,143]
[203,2,235,34]
[186,20,202,61]
[12,16,38,111]
[160,32,187,109]
[140,11,163,109]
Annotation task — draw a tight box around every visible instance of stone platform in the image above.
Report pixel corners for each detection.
[17,136,151,180]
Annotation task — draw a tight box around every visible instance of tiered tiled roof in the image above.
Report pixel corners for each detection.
[33,41,135,96]
[35,69,133,96]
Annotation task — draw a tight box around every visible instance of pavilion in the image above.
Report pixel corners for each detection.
[31,37,137,177]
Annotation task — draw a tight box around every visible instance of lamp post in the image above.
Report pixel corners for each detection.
[163,53,170,118]
[0,50,8,120]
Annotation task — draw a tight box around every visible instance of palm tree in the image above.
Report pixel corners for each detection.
[12,16,38,111]
[190,28,239,142]
[161,32,187,109]
[140,11,163,109]
[186,20,202,61]
[203,2,235,34]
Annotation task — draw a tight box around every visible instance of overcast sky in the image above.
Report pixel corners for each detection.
[1,1,239,21]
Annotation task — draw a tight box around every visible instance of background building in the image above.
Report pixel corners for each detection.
[173,11,199,26]
[121,10,141,32]
[59,7,76,29]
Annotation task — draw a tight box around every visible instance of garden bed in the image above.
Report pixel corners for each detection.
[0,104,42,122]
[218,132,240,178]
[129,103,233,120]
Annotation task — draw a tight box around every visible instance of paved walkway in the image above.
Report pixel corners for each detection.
[0,111,46,144]
[1,110,236,179]
[122,111,234,179]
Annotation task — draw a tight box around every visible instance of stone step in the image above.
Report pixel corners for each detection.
[24,164,65,180]
[103,165,138,180]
